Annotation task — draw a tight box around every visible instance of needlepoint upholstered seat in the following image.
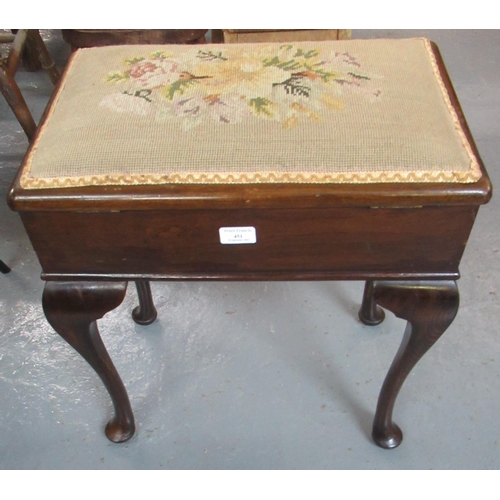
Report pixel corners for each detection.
[9,38,491,449]
[21,38,479,188]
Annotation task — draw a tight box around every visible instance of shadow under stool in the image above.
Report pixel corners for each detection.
[0,260,11,273]
[8,38,492,449]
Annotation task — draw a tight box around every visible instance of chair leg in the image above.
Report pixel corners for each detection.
[132,280,158,325]
[358,280,385,325]
[15,29,42,72]
[25,30,60,85]
[0,260,11,274]
[0,65,36,140]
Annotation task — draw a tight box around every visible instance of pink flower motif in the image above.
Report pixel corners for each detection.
[128,59,180,88]
[129,61,158,79]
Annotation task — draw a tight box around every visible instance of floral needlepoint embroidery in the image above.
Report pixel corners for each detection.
[100,45,382,129]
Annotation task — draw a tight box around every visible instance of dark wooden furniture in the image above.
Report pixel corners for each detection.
[212,29,351,43]
[8,39,492,449]
[61,29,208,50]
[0,30,59,140]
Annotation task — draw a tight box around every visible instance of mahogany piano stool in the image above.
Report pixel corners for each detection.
[8,38,492,449]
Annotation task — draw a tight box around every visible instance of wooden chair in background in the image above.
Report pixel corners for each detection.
[1,30,60,273]
[61,29,208,50]
[0,29,60,141]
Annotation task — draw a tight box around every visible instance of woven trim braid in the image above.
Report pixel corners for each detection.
[21,168,481,189]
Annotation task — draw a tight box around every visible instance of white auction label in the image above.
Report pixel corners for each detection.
[219,227,257,245]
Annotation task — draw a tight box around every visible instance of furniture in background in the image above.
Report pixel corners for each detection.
[8,38,491,449]
[212,29,351,43]
[0,29,59,140]
[61,29,208,50]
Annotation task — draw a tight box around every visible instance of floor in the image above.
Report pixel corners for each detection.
[0,30,499,470]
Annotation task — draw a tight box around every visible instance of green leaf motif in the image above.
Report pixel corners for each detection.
[293,48,320,59]
[249,97,274,117]
[263,56,302,71]
[278,59,303,71]
[123,89,152,102]
[125,57,145,65]
[348,72,370,80]
[264,46,321,69]
[197,50,228,61]
[302,63,338,82]
[262,56,281,67]
[106,72,130,83]
[163,79,197,100]
[151,51,168,59]
[263,46,337,83]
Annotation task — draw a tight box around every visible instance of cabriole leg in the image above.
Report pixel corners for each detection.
[42,281,134,443]
[370,280,459,449]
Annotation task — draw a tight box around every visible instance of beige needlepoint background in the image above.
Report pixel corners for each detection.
[21,38,481,189]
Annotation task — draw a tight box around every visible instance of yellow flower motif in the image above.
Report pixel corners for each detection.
[291,102,321,121]
[193,51,287,99]
[321,93,344,110]
[283,102,322,128]
[283,115,299,129]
